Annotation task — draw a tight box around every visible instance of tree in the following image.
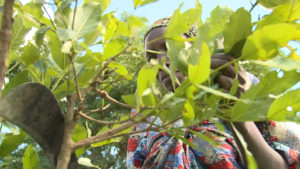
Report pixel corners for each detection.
[0,0,299,168]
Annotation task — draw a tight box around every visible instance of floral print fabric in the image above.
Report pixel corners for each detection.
[127,110,299,169]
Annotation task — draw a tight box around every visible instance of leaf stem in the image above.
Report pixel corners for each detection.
[72,0,78,30]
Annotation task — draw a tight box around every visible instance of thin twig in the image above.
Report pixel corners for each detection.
[86,103,111,115]
[69,53,83,102]
[93,88,133,109]
[0,0,15,98]
[249,1,258,13]
[78,109,144,125]
[73,110,154,150]
[41,3,57,29]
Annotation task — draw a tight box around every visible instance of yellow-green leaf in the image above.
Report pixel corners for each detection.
[188,43,210,84]
[22,145,39,169]
[242,23,300,60]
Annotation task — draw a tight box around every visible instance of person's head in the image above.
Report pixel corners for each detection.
[144,17,196,91]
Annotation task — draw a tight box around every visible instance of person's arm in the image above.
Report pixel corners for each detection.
[234,122,289,169]
[211,53,289,169]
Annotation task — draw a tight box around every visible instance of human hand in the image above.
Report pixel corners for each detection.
[210,53,251,98]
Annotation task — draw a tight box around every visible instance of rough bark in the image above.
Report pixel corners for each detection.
[0,0,15,98]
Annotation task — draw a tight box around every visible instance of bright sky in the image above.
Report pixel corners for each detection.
[106,0,271,23]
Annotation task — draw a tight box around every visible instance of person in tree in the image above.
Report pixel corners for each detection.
[127,17,300,169]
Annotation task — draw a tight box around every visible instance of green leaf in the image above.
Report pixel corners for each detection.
[122,94,136,106]
[102,38,127,60]
[137,64,159,97]
[48,31,69,70]
[78,67,98,87]
[258,0,290,8]
[21,43,40,66]
[252,57,300,71]
[69,2,102,38]
[83,30,99,46]
[10,15,30,50]
[242,23,300,60]
[91,126,123,147]
[23,1,43,19]
[232,71,300,121]
[127,15,146,32]
[0,130,26,157]
[183,98,195,126]
[22,145,39,169]
[103,15,118,43]
[85,0,111,12]
[133,0,158,8]
[78,157,100,168]
[2,71,30,97]
[166,39,188,74]
[224,8,252,57]
[188,43,210,84]
[267,88,300,121]
[35,26,52,47]
[165,1,202,39]
[203,6,233,40]
[56,28,77,41]
[72,124,87,157]
[108,61,131,79]
[257,1,300,29]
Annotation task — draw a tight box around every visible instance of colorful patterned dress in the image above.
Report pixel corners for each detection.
[127,110,300,169]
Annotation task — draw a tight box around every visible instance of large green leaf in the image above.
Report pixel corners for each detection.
[224,8,252,57]
[23,1,43,19]
[258,0,290,8]
[188,43,210,84]
[102,38,127,60]
[48,31,69,70]
[232,71,300,121]
[10,15,30,50]
[69,2,102,38]
[22,145,39,169]
[137,64,159,97]
[268,88,300,121]
[0,130,26,157]
[242,23,300,60]
[257,1,300,29]
[21,43,40,66]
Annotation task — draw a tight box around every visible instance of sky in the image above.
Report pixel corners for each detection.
[106,0,271,23]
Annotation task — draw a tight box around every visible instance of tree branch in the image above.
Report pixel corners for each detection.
[0,0,15,98]
[93,88,133,109]
[86,103,111,115]
[78,109,144,125]
[56,95,77,169]
[69,53,83,102]
[73,110,153,150]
